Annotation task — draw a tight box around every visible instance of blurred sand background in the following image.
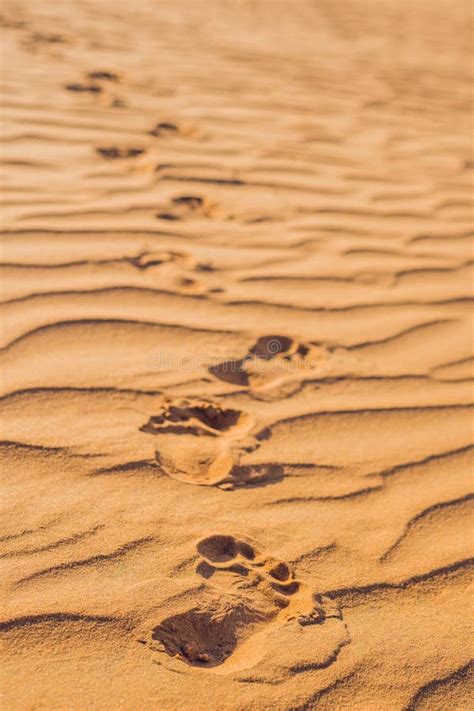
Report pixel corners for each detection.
[1,1,473,709]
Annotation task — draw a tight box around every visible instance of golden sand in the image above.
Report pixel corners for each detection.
[1,1,473,709]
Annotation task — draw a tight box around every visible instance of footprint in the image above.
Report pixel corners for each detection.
[140,399,259,486]
[22,31,66,51]
[148,121,179,137]
[96,146,145,160]
[141,401,250,437]
[86,70,120,82]
[144,535,345,673]
[129,250,199,271]
[155,194,216,221]
[65,70,120,95]
[127,250,219,297]
[209,335,326,400]
[65,82,102,93]
[148,600,258,667]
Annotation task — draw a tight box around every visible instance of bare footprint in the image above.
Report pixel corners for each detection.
[143,535,346,674]
[86,70,120,82]
[140,399,257,486]
[128,250,219,296]
[156,195,216,221]
[65,72,125,108]
[141,401,251,437]
[96,146,145,159]
[148,121,180,137]
[65,82,102,93]
[148,120,199,139]
[129,250,193,270]
[210,335,326,400]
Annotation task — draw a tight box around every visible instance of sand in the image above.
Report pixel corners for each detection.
[1,1,473,709]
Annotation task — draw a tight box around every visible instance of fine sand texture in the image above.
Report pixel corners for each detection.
[1,1,473,709]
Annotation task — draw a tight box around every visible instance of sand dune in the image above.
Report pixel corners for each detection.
[1,1,473,709]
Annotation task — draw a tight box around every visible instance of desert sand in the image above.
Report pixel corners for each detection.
[1,1,473,709]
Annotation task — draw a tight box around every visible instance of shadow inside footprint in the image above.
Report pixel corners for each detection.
[149,121,179,137]
[141,403,245,437]
[65,82,102,93]
[156,194,213,221]
[151,604,244,667]
[268,562,291,581]
[129,250,184,270]
[208,360,249,386]
[87,71,119,81]
[197,534,239,563]
[271,580,301,595]
[173,195,204,208]
[249,335,295,359]
[197,535,256,564]
[96,146,145,159]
